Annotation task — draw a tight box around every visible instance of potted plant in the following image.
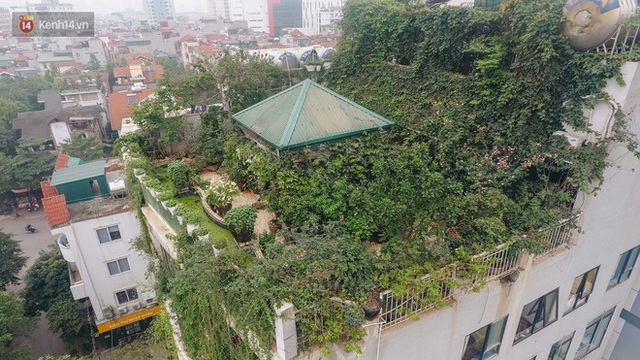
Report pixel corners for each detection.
[268,218,283,234]
[205,180,240,216]
[362,289,382,320]
[224,205,258,243]
[167,160,194,193]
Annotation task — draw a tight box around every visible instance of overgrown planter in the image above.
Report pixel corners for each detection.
[363,296,382,320]
[268,219,282,234]
[224,205,257,243]
[214,203,232,217]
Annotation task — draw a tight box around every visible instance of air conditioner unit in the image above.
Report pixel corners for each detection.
[102,306,115,319]
[117,306,128,315]
[554,131,586,148]
[132,303,141,311]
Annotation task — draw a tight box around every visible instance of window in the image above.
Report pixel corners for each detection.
[461,316,508,360]
[514,289,559,344]
[96,225,122,244]
[574,308,615,359]
[548,333,574,360]
[116,287,139,304]
[565,267,599,314]
[107,258,131,275]
[609,246,640,288]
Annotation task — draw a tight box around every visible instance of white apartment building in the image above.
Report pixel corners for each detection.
[71,38,108,66]
[208,0,269,33]
[45,159,157,347]
[142,0,175,27]
[0,7,11,34]
[302,0,344,33]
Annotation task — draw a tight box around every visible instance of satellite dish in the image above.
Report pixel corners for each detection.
[563,0,637,51]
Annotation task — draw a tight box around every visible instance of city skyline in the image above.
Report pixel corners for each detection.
[5,0,208,15]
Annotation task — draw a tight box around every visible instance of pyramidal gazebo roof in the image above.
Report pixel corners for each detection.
[232,79,395,151]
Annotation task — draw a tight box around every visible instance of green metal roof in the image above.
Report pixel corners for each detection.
[232,79,395,150]
[66,157,84,168]
[51,160,106,186]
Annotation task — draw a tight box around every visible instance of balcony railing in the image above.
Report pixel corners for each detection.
[378,218,575,331]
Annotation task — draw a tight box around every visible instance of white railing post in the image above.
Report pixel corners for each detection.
[274,302,298,360]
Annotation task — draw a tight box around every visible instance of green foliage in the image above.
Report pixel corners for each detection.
[87,54,102,71]
[156,57,184,75]
[131,97,185,157]
[0,230,27,291]
[21,246,70,315]
[47,297,93,354]
[61,131,103,161]
[0,292,36,360]
[223,205,257,241]
[174,206,203,225]
[167,160,193,190]
[205,180,240,207]
[0,139,56,192]
[0,77,53,110]
[0,98,27,156]
[194,109,224,165]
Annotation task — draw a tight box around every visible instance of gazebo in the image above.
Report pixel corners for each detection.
[232,79,394,156]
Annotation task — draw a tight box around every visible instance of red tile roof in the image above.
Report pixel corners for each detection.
[40,180,58,198]
[107,90,154,130]
[180,34,195,42]
[122,53,154,62]
[142,65,164,83]
[113,66,131,78]
[54,153,70,170]
[43,195,69,227]
[289,29,305,37]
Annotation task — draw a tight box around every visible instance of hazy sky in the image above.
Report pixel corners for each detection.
[5,0,208,14]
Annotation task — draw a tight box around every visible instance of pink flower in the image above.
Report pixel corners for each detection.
[327,241,331,245]
[331,286,336,291]
[305,284,309,288]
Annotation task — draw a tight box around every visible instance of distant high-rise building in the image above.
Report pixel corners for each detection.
[208,0,269,34]
[302,0,343,33]
[268,0,302,37]
[142,0,175,27]
[0,8,11,35]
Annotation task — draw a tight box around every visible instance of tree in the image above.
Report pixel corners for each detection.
[61,131,103,161]
[0,77,53,110]
[0,139,56,192]
[0,99,27,156]
[119,57,128,67]
[47,297,93,355]
[21,246,70,316]
[0,230,27,291]
[0,292,36,360]
[21,246,92,355]
[105,60,117,90]
[156,57,184,75]
[86,54,101,71]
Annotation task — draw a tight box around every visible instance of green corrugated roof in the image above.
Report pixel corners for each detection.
[232,79,395,150]
[51,160,105,186]
[66,157,84,167]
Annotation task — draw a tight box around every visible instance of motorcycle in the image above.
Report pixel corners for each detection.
[25,225,37,233]
[26,203,39,212]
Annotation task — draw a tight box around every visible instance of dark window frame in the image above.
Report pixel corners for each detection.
[115,287,139,304]
[514,289,559,344]
[107,257,131,275]
[608,245,640,289]
[461,316,508,360]
[565,267,599,314]
[575,308,615,359]
[96,225,122,244]
[548,332,574,360]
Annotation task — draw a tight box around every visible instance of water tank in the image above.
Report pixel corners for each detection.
[563,0,637,50]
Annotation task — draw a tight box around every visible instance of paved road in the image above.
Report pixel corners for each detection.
[2,209,67,358]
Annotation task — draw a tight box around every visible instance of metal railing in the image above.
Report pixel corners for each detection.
[534,218,576,259]
[378,218,575,331]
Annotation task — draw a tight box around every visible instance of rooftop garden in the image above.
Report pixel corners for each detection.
[116,0,640,358]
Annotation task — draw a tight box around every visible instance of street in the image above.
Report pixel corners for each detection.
[2,209,66,359]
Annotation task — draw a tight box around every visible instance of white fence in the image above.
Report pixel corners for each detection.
[379,218,576,331]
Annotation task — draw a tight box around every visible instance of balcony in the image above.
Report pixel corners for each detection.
[68,262,87,300]
[57,234,74,262]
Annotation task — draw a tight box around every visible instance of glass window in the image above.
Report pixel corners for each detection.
[116,287,138,304]
[107,258,130,275]
[548,332,574,360]
[609,246,640,288]
[565,267,599,314]
[97,225,121,243]
[461,316,508,360]
[514,289,558,344]
[574,308,615,359]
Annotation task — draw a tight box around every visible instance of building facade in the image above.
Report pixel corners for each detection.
[301,0,343,33]
[71,38,108,66]
[0,7,11,35]
[268,0,303,37]
[142,0,175,27]
[45,159,157,347]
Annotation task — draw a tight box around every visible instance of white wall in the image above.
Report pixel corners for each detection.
[53,210,154,323]
[375,62,640,360]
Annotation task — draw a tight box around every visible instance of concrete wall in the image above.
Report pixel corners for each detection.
[372,62,640,360]
[53,210,153,323]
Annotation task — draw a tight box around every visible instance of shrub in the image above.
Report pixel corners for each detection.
[224,206,258,242]
[167,160,194,190]
[205,180,240,207]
